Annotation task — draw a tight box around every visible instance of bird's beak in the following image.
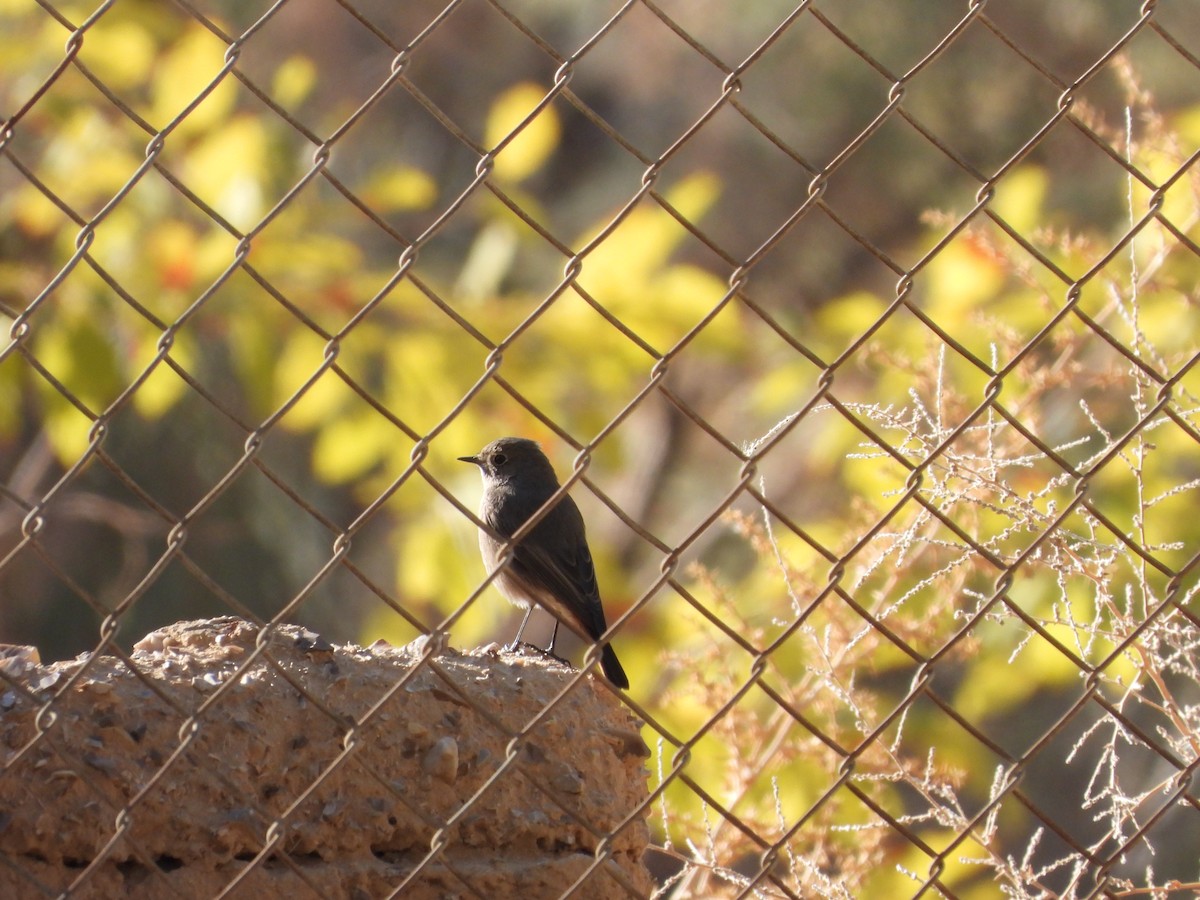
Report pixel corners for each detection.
[458,455,480,465]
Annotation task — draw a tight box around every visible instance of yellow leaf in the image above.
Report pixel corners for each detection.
[651,263,741,355]
[148,25,236,134]
[867,832,995,897]
[41,399,93,466]
[1153,152,1198,227]
[925,234,1005,315]
[990,165,1047,234]
[361,166,438,212]
[665,170,721,222]
[581,172,721,290]
[569,172,724,353]
[23,109,142,211]
[751,358,819,414]
[182,116,267,229]
[81,19,157,91]
[131,333,192,419]
[195,227,241,284]
[12,183,63,238]
[485,82,560,183]
[1174,101,1200,148]
[398,522,458,603]
[953,616,1080,721]
[146,219,199,295]
[32,316,121,464]
[360,604,424,649]
[811,289,888,360]
[312,408,394,483]
[0,0,38,15]
[275,330,341,428]
[32,315,123,412]
[251,232,363,286]
[272,55,317,109]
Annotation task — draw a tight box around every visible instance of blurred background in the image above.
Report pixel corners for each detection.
[2,0,1199,895]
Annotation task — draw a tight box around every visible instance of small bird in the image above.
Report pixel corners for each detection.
[459,437,629,689]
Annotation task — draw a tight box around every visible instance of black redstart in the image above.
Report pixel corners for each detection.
[459,437,630,689]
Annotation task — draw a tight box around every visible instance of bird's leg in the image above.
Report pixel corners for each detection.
[503,613,572,668]
[503,606,535,653]
[537,620,571,667]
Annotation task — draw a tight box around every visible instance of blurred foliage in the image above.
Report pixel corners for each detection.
[652,81,1200,895]
[2,0,1199,896]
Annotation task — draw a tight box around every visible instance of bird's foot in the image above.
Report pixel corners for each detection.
[500,638,535,654]
[501,640,572,669]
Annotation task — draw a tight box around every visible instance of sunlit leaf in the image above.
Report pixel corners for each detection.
[1170,103,1200,171]
[868,832,995,898]
[182,115,267,229]
[131,334,193,419]
[148,25,236,133]
[32,315,123,463]
[582,171,721,291]
[990,165,1047,234]
[952,617,1080,722]
[925,234,1005,315]
[485,82,561,183]
[272,54,317,109]
[12,183,64,238]
[572,172,725,353]
[82,18,157,90]
[32,314,124,412]
[147,219,199,293]
[395,524,487,644]
[361,165,438,212]
[251,231,364,290]
[311,407,396,483]
[812,289,887,360]
[275,330,341,428]
[40,397,93,465]
[0,0,40,18]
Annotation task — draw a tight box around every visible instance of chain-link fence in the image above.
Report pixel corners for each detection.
[2,0,1199,896]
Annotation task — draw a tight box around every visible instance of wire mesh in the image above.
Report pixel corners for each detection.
[2,0,1199,896]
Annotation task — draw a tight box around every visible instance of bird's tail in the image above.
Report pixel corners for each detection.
[600,643,629,689]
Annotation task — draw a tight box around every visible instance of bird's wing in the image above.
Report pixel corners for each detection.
[506,497,609,641]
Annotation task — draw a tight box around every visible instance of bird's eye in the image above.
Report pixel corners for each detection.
[491,452,507,466]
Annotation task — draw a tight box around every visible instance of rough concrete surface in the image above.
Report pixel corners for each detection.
[0,617,652,898]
